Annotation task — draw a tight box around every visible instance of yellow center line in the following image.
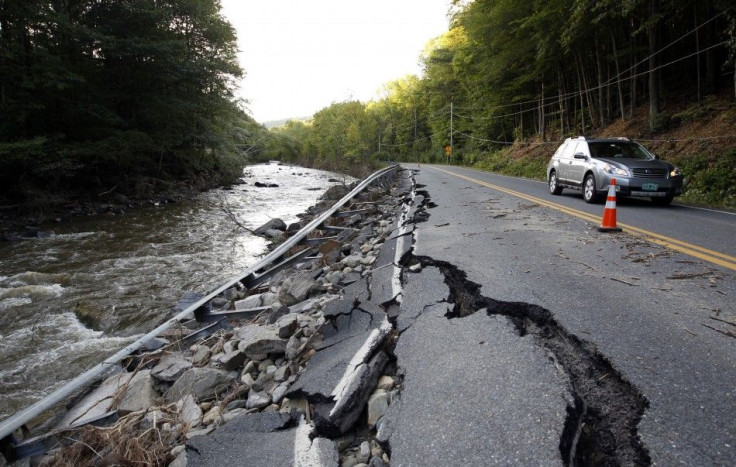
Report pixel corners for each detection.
[432,167,736,271]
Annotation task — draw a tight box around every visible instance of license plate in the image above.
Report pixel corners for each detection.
[641,183,658,191]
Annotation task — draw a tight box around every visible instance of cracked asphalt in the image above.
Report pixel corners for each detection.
[395,165,736,465]
[184,166,735,466]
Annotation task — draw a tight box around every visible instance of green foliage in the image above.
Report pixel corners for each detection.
[0,0,256,201]
[669,149,736,208]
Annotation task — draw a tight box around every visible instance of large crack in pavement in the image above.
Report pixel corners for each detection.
[401,182,651,466]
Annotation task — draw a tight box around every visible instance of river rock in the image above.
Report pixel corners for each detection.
[254,181,279,188]
[177,394,203,428]
[237,325,287,357]
[165,368,234,403]
[58,369,159,427]
[241,372,256,388]
[202,406,223,426]
[358,441,371,463]
[277,272,320,306]
[346,214,363,227]
[274,365,290,382]
[287,222,302,232]
[116,370,161,414]
[342,254,362,268]
[255,218,286,235]
[321,185,349,201]
[152,353,192,382]
[235,292,277,310]
[192,345,211,366]
[367,389,390,428]
[217,349,247,371]
[268,304,290,324]
[275,314,298,338]
[271,381,290,404]
[376,375,395,391]
[246,390,271,410]
[262,229,284,240]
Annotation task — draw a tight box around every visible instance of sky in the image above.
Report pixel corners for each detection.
[219,0,452,123]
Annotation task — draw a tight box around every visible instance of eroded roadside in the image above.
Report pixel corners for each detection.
[5,167,715,466]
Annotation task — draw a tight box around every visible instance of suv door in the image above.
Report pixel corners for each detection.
[557,141,579,183]
[567,140,589,185]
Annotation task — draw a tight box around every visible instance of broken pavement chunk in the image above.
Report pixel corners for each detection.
[237,325,288,357]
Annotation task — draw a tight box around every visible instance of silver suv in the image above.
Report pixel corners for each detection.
[547,137,683,205]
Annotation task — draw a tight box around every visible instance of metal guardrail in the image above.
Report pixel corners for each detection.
[0,164,399,442]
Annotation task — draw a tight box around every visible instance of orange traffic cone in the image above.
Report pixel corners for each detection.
[598,178,622,232]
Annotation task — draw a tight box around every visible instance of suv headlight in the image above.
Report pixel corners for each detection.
[670,166,681,177]
[603,163,629,176]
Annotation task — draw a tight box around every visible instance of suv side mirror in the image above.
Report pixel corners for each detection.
[573,152,588,160]
[653,154,659,160]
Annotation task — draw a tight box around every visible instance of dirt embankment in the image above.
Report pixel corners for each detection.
[501,96,736,209]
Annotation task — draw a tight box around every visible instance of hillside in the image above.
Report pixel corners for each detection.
[491,96,736,209]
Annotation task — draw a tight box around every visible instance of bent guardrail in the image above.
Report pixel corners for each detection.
[0,164,399,446]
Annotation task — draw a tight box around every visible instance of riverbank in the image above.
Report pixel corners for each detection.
[1,166,410,466]
[0,161,355,242]
[0,164,353,423]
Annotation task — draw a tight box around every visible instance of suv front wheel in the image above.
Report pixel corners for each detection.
[583,173,600,203]
[549,171,562,195]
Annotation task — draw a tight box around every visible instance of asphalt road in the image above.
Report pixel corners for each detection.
[385,164,736,465]
[427,164,736,260]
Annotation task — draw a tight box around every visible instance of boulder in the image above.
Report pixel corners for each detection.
[151,353,192,382]
[217,350,247,371]
[192,345,211,366]
[237,325,288,357]
[246,390,271,410]
[117,370,161,414]
[58,369,160,427]
[342,254,363,268]
[202,406,223,426]
[254,182,279,188]
[165,368,234,403]
[255,218,287,235]
[277,272,320,306]
[234,292,277,310]
[275,314,299,338]
[321,185,349,201]
[367,389,391,428]
[177,394,203,428]
[262,229,285,240]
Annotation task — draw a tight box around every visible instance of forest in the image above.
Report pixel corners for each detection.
[0,0,270,204]
[266,0,736,205]
[1,1,734,207]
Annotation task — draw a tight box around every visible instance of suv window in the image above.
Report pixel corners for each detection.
[589,141,653,160]
[559,141,579,159]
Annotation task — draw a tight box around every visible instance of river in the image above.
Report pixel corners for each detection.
[0,163,351,420]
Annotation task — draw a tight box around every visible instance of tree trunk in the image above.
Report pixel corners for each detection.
[611,34,626,121]
[694,6,701,104]
[575,60,585,133]
[578,54,597,128]
[539,81,546,141]
[704,0,717,93]
[558,67,566,136]
[648,0,660,131]
[519,104,524,139]
[595,36,606,126]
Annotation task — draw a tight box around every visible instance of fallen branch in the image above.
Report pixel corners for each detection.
[610,277,638,286]
[709,316,736,327]
[219,199,257,235]
[666,272,713,280]
[701,323,736,339]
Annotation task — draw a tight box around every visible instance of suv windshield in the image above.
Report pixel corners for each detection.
[588,141,652,160]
